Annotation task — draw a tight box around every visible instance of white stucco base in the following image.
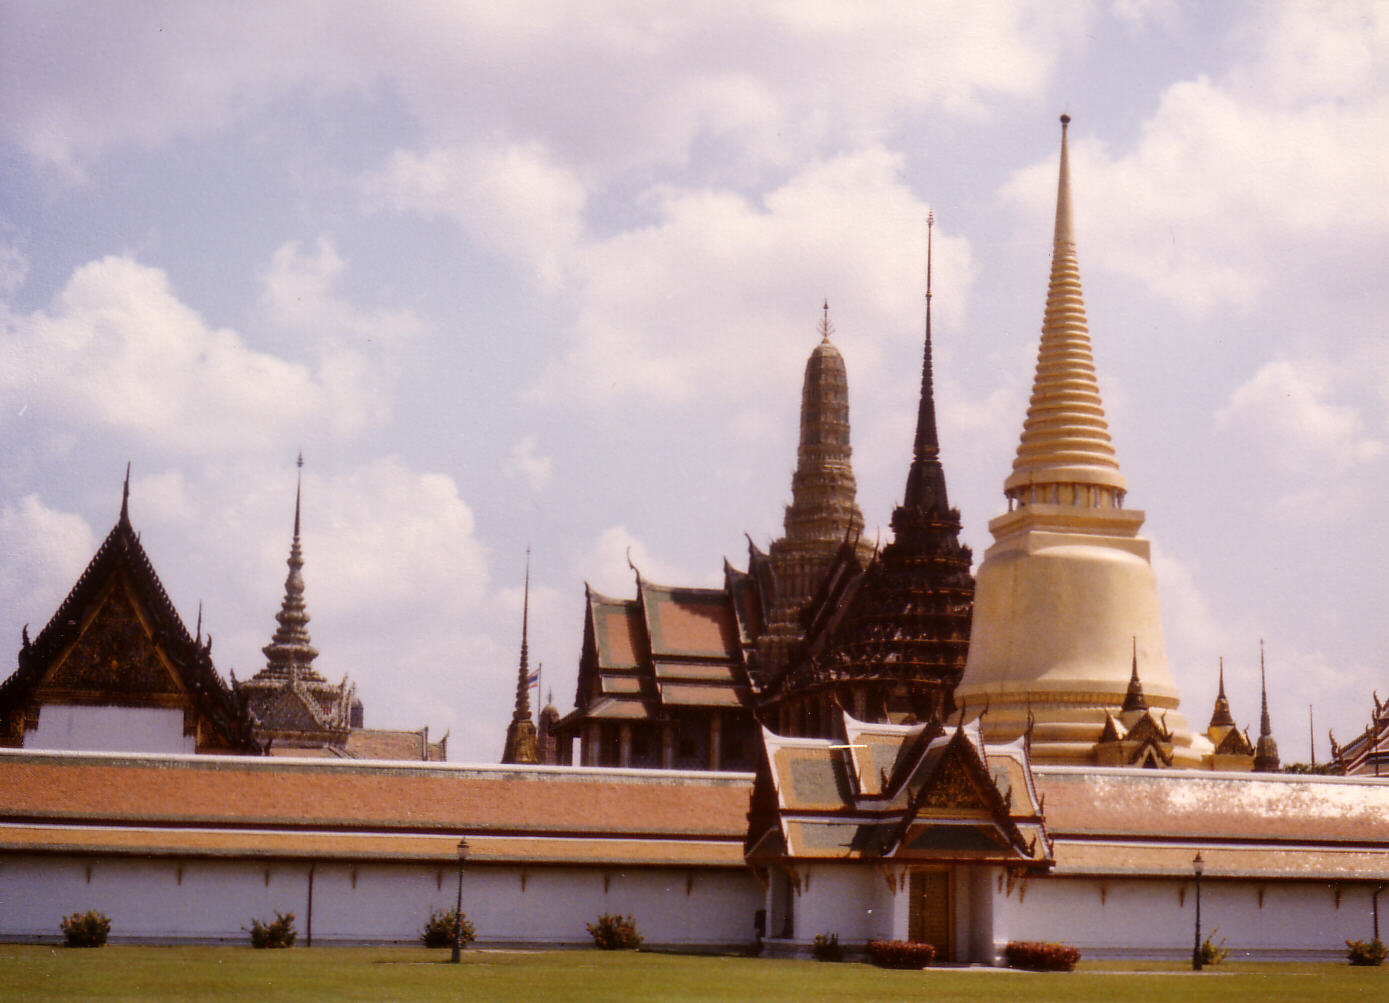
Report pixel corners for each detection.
[0,855,763,950]
[992,874,1380,962]
[29,705,195,754]
[759,862,1382,964]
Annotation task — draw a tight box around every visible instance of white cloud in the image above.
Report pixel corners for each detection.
[365,144,586,289]
[534,148,973,407]
[0,242,28,297]
[1216,359,1383,474]
[1001,5,1389,314]
[581,525,710,597]
[505,436,553,492]
[0,496,97,640]
[0,256,344,454]
[2,5,1093,181]
[309,458,488,614]
[260,238,427,343]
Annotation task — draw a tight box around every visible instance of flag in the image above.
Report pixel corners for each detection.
[526,669,540,688]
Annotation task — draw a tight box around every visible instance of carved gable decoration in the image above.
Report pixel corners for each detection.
[0,486,258,753]
[255,683,328,734]
[1126,711,1172,746]
[917,747,992,813]
[1215,726,1255,756]
[42,584,181,699]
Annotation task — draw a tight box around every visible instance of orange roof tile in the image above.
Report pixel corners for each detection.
[0,751,751,839]
[1035,767,1389,846]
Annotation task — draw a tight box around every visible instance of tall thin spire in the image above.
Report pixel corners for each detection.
[903,212,949,513]
[502,549,540,764]
[294,450,302,538]
[261,454,319,680]
[1004,114,1125,505]
[1209,656,1235,729]
[1121,636,1147,714]
[515,549,533,723]
[1255,639,1280,771]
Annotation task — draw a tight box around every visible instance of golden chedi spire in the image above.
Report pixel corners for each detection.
[956,116,1207,768]
[1004,115,1126,505]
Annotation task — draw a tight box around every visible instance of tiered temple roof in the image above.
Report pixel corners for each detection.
[554,569,759,770]
[746,707,1051,868]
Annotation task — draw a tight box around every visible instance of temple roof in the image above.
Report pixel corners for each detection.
[1004,115,1125,496]
[765,223,973,720]
[0,748,751,868]
[560,574,754,733]
[0,474,256,753]
[746,708,1050,866]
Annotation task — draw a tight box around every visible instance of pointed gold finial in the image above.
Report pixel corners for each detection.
[818,299,834,342]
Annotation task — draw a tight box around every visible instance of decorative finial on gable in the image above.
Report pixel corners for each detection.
[120,462,132,526]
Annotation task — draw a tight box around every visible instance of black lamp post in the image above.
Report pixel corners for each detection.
[1191,852,1205,971]
[451,836,470,964]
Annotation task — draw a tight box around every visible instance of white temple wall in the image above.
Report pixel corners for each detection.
[29,706,195,754]
[962,867,997,963]
[993,875,1380,961]
[787,864,896,945]
[0,855,762,949]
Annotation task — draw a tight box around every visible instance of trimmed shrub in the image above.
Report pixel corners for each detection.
[866,939,936,969]
[587,913,642,950]
[420,908,477,949]
[812,932,843,962]
[1347,938,1387,966]
[1004,940,1080,972]
[248,911,297,949]
[60,910,111,948]
[1199,928,1229,965]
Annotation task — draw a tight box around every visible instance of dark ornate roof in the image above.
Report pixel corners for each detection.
[762,218,974,723]
[0,479,257,752]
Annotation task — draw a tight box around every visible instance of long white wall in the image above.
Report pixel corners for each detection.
[0,854,762,949]
[994,875,1382,961]
[8,850,1378,960]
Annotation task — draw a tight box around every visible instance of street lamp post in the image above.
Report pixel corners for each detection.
[451,836,470,964]
[1192,852,1205,971]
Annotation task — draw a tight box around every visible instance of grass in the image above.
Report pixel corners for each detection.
[0,946,1385,1002]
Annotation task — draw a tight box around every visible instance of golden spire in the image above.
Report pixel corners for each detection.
[1004,114,1125,504]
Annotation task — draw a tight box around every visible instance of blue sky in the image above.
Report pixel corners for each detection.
[1,2,1385,762]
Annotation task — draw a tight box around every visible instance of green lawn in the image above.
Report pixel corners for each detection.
[1,946,1385,1002]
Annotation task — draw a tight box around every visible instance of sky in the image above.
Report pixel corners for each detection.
[1,1,1386,764]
